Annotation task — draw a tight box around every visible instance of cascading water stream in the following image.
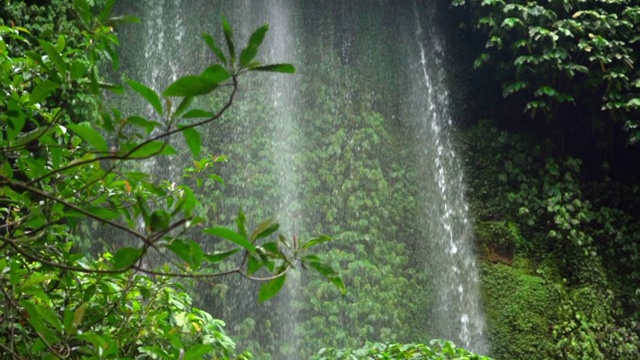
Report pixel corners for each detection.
[411,1,487,353]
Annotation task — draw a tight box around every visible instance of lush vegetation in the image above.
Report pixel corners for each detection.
[449,0,640,358]
[0,1,342,358]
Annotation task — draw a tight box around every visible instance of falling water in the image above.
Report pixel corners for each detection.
[115,0,487,357]
[410,1,487,353]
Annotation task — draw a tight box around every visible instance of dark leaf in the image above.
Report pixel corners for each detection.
[250,63,296,73]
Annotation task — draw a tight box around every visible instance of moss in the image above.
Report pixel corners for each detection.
[481,261,560,359]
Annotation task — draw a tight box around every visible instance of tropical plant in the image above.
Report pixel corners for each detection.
[313,340,493,360]
[0,0,342,358]
[453,0,640,144]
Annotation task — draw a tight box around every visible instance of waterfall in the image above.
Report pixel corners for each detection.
[115,0,487,357]
[410,1,487,353]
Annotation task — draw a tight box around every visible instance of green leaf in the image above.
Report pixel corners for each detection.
[240,24,269,67]
[98,0,117,21]
[70,60,87,80]
[127,80,163,115]
[39,39,66,78]
[128,140,176,158]
[112,247,143,269]
[259,274,286,302]
[249,63,296,73]
[201,33,227,65]
[183,344,214,360]
[203,227,256,252]
[201,64,230,83]
[251,219,279,241]
[29,80,60,105]
[163,75,219,97]
[167,239,192,265]
[174,96,194,117]
[67,124,108,153]
[182,109,214,118]
[180,126,202,158]
[204,249,239,263]
[222,17,236,65]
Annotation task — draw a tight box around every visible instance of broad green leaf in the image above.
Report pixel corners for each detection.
[182,109,214,118]
[201,64,230,83]
[207,174,224,184]
[29,80,60,104]
[163,75,219,97]
[179,126,202,157]
[183,344,214,360]
[240,24,269,67]
[38,39,66,78]
[73,0,91,23]
[112,247,143,269]
[128,140,176,158]
[204,249,239,263]
[167,239,192,265]
[258,274,286,302]
[203,227,256,252]
[249,63,296,73]
[127,80,163,115]
[222,17,236,65]
[201,33,227,65]
[70,60,87,79]
[67,124,108,153]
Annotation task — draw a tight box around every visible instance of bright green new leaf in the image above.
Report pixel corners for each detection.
[67,124,108,153]
[179,125,202,158]
[203,227,256,252]
[29,80,60,105]
[258,274,286,302]
[249,63,296,73]
[112,247,143,270]
[127,80,163,115]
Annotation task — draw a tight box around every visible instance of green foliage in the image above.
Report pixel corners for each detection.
[454,0,640,143]
[0,2,341,358]
[313,340,492,360]
[480,261,560,359]
[463,121,640,359]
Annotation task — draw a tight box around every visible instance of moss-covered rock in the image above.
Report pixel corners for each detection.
[481,261,560,359]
